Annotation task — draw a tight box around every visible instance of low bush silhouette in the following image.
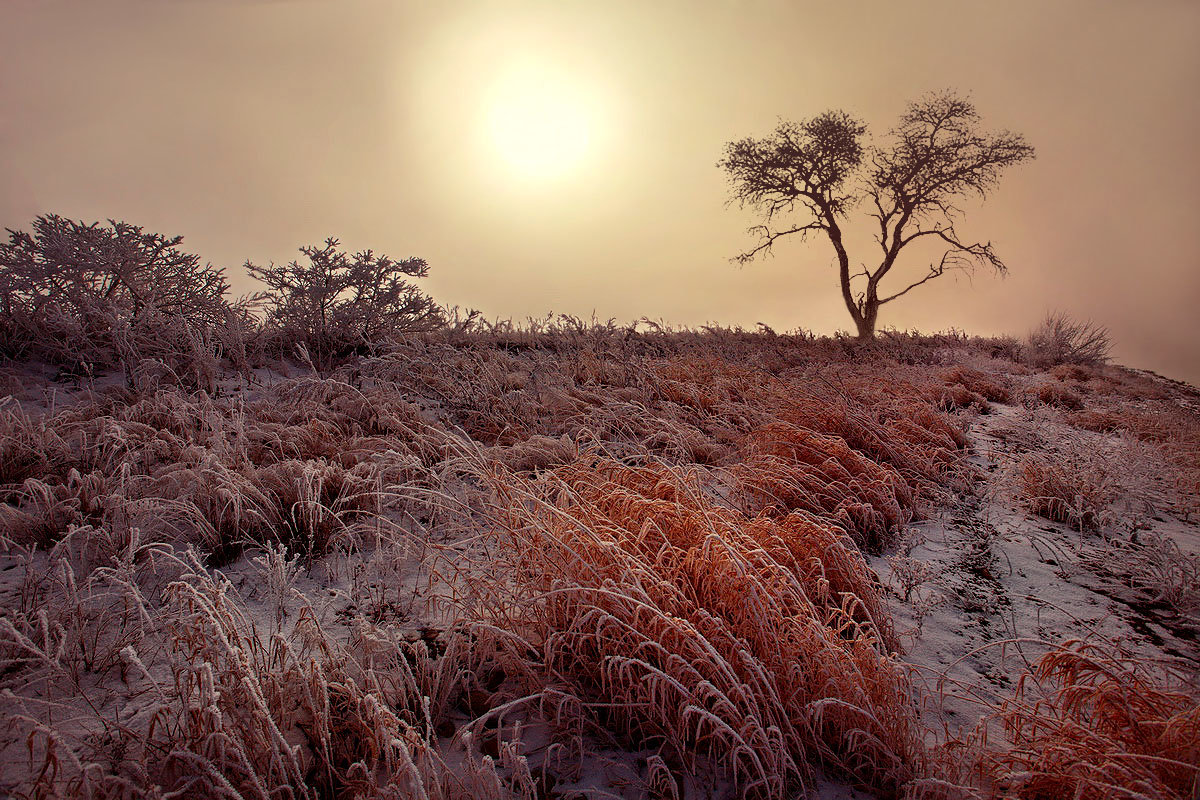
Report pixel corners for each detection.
[247,238,443,363]
[0,214,231,378]
[1024,312,1112,368]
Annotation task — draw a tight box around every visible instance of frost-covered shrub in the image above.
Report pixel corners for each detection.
[1023,312,1111,368]
[247,238,444,362]
[0,214,231,371]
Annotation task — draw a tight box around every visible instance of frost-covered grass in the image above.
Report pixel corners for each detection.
[1,327,1197,799]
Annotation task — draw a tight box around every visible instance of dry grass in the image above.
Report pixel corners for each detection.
[730,421,914,552]
[1,545,530,799]
[1002,392,1193,532]
[941,365,1013,406]
[1067,400,1200,521]
[976,641,1200,800]
[1014,452,1117,531]
[475,458,921,799]
[1,321,1196,799]
[1021,381,1085,411]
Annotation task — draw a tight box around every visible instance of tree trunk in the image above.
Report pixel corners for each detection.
[855,298,878,341]
[826,219,871,340]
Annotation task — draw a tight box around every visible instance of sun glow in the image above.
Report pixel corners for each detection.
[484,63,598,180]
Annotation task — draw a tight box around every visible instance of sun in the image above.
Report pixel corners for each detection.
[484,63,597,180]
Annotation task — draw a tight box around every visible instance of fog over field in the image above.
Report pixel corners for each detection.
[2,0,1198,382]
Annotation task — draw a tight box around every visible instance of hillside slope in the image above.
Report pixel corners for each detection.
[1,329,1197,799]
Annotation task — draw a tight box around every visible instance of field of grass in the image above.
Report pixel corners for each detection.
[1,324,1197,799]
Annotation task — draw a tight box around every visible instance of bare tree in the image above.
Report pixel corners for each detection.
[720,91,1035,340]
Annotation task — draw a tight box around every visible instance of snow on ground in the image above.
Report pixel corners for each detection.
[871,400,1200,745]
[2,358,1197,798]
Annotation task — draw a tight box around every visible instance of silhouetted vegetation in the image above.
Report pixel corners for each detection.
[247,237,443,364]
[1024,311,1112,368]
[720,91,1035,339]
[0,214,231,372]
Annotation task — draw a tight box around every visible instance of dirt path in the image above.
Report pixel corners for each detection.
[868,400,1200,739]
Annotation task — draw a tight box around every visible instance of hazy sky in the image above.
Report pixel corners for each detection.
[3,1,1198,382]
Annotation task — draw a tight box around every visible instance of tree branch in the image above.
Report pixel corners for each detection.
[898,226,1007,272]
[733,221,826,264]
[877,252,950,305]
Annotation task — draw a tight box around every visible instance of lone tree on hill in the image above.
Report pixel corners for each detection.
[719,91,1034,340]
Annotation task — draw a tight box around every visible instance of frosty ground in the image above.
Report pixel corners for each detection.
[1,329,1196,799]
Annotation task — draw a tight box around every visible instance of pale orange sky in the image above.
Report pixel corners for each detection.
[2,1,1198,382]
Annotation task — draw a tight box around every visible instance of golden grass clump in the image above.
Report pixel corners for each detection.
[768,374,970,487]
[1022,381,1085,411]
[979,641,1200,800]
[732,421,913,552]
[1049,362,1097,383]
[885,402,970,455]
[940,365,1013,404]
[482,458,923,799]
[486,434,578,473]
[1068,408,1125,434]
[939,381,990,412]
[1014,452,1116,531]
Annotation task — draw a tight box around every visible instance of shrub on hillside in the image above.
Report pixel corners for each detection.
[247,238,443,363]
[1022,381,1085,410]
[0,214,231,371]
[1023,312,1111,368]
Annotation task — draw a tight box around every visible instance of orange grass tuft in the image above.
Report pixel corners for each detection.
[479,458,923,799]
[1022,381,1085,411]
[980,641,1200,800]
[940,365,1013,404]
[731,422,913,552]
[1015,452,1117,531]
